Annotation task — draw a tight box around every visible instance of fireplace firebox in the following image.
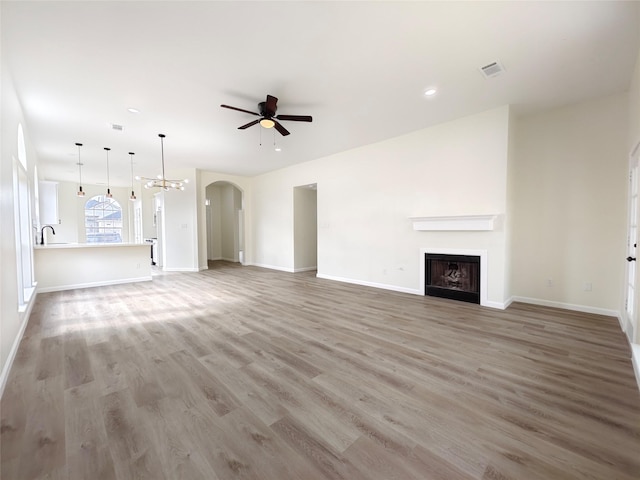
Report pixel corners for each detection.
[425,253,480,304]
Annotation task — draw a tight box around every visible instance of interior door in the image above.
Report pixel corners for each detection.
[626,144,640,344]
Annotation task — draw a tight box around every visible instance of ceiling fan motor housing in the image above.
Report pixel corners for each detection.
[258,101,274,118]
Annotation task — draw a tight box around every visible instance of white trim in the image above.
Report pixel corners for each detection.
[420,247,490,307]
[162,267,201,273]
[293,266,317,273]
[36,276,152,293]
[632,344,640,393]
[316,273,421,295]
[618,312,627,333]
[250,263,295,273]
[510,296,619,318]
[410,215,499,231]
[0,290,38,398]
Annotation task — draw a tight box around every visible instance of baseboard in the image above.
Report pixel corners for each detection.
[510,296,619,318]
[251,263,295,273]
[316,273,421,295]
[162,267,201,272]
[37,276,152,293]
[617,312,629,335]
[0,289,38,398]
[293,266,317,273]
[483,299,509,310]
[632,344,640,394]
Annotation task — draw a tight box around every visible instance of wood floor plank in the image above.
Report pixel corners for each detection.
[63,334,94,390]
[1,260,639,480]
[15,378,66,480]
[64,382,117,480]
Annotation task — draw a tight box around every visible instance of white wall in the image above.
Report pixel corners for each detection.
[221,184,240,262]
[252,106,511,304]
[293,186,317,271]
[162,167,199,271]
[36,180,132,244]
[511,93,628,314]
[627,38,640,346]
[205,182,242,262]
[198,171,252,269]
[34,244,151,292]
[206,184,223,260]
[1,69,39,393]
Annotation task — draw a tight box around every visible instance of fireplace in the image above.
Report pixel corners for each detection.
[425,253,480,304]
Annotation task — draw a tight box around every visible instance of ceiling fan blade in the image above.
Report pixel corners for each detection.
[238,119,261,130]
[275,114,313,122]
[265,95,278,117]
[221,104,260,116]
[273,120,290,136]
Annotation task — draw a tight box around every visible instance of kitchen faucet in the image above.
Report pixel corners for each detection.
[40,225,55,245]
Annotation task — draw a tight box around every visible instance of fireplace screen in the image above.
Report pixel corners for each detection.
[425,254,480,304]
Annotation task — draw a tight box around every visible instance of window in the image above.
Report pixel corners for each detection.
[14,123,35,309]
[85,195,123,243]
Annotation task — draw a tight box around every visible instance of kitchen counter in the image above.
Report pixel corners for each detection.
[35,242,145,249]
[34,242,152,292]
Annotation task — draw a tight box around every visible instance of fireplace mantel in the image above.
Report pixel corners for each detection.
[410,214,498,231]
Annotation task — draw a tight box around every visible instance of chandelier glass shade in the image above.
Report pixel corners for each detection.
[135,134,188,191]
[75,142,85,197]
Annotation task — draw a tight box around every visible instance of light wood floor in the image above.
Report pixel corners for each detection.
[2,261,640,480]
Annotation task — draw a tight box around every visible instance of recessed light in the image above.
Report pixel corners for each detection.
[127,107,140,114]
[275,147,282,152]
[424,88,437,96]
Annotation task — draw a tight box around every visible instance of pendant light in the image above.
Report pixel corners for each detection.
[129,152,137,201]
[104,147,113,198]
[75,142,85,197]
[136,133,188,191]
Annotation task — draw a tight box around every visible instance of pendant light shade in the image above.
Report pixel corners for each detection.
[129,152,137,201]
[104,147,113,198]
[75,142,85,197]
[135,133,188,191]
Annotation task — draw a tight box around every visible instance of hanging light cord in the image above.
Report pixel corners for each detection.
[160,134,166,188]
[129,152,136,200]
[104,147,112,197]
[77,143,83,185]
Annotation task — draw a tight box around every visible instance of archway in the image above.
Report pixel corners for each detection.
[205,181,244,265]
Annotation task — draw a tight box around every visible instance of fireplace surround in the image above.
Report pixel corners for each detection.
[425,253,480,304]
[419,248,489,307]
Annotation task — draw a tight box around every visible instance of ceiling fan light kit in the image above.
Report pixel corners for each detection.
[221,94,312,137]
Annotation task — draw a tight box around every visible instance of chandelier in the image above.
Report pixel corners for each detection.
[136,133,188,191]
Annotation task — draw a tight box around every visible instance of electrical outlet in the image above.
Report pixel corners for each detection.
[547,279,553,287]
[583,282,592,291]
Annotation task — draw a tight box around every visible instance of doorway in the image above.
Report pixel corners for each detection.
[626,141,640,345]
[293,184,318,272]
[205,181,244,264]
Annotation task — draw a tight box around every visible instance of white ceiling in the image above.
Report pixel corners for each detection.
[3,1,639,187]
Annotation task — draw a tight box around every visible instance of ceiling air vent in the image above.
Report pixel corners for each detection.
[479,61,505,79]
[111,123,124,132]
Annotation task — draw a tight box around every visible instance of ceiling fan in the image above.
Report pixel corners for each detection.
[220,94,312,136]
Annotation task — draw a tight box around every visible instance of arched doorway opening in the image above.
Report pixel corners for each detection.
[205,181,244,265]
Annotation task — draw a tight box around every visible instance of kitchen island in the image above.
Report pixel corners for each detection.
[34,243,152,292]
